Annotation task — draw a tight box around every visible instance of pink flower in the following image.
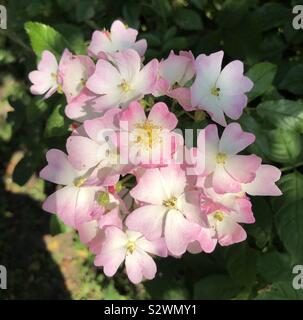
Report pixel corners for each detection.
[154,51,195,109]
[88,20,147,58]
[40,149,99,228]
[117,101,183,166]
[86,49,158,110]
[77,190,125,253]
[126,165,201,255]
[94,227,167,284]
[64,88,108,122]
[241,164,282,196]
[66,108,127,186]
[191,51,253,126]
[28,50,59,98]
[197,123,261,194]
[58,49,95,103]
[186,175,255,252]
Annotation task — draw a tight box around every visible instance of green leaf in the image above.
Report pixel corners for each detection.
[54,23,86,54]
[267,128,301,164]
[278,64,303,96]
[239,113,270,161]
[257,251,291,283]
[256,281,303,300]
[246,197,273,248]
[246,62,277,101]
[12,154,38,186]
[256,3,290,31]
[144,258,190,299]
[162,37,188,53]
[226,243,258,288]
[257,100,303,133]
[49,214,72,236]
[272,172,303,211]
[0,122,12,142]
[26,97,48,123]
[275,200,303,262]
[44,103,71,138]
[174,9,203,31]
[190,0,208,10]
[194,274,240,299]
[24,21,69,59]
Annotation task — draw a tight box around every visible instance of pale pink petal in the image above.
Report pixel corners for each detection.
[125,251,144,284]
[94,227,127,276]
[168,87,193,110]
[66,135,106,170]
[84,108,120,141]
[29,71,54,95]
[126,205,166,240]
[111,20,137,46]
[212,165,242,194]
[78,220,98,244]
[219,123,255,154]
[164,211,200,256]
[42,186,96,228]
[197,124,219,175]
[40,149,77,185]
[139,250,157,280]
[242,164,282,196]
[218,94,248,120]
[224,154,261,183]
[130,168,167,204]
[160,165,187,198]
[87,30,112,57]
[148,102,177,130]
[99,207,123,229]
[133,39,147,56]
[38,50,58,73]
[217,60,253,95]
[65,88,104,122]
[216,216,247,246]
[136,237,168,257]
[119,101,146,130]
[110,49,141,80]
[86,59,121,94]
[196,51,224,85]
[196,227,217,253]
[133,59,158,94]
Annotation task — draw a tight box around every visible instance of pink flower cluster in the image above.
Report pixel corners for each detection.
[30,20,282,284]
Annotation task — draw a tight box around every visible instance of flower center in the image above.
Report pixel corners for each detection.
[119,79,131,93]
[73,176,86,187]
[213,210,224,222]
[134,121,162,149]
[216,152,227,164]
[126,240,136,254]
[162,196,178,210]
[211,86,220,97]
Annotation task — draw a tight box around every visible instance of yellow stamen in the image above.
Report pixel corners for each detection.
[126,240,136,254]
[73,177,86,187]
[119,79,131,93]
[211,86,220,97]
[213,210,224,222]
[216,152,227,164]
[57,84,63,94]
[134,121,161,148]
[162,196,178,210]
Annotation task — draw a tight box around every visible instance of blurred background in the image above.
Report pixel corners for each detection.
[1,0,303,299]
